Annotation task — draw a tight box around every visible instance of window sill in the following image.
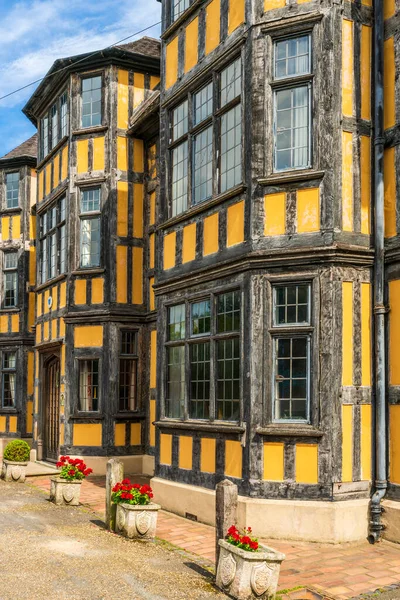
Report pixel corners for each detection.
[72,268,105,276]
[256,425,323,438]
[0,409,18,414]
[1,207,22,215]
[158,183,246,231]
[72,125,108,137]
[258,170,324,186]
[0,308,20,313]
[155,420,245,434]
[36,273,67,293]
[69,414,105,421]
[114,412,145,420]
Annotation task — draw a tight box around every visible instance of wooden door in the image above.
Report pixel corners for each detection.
[44,357,60,462]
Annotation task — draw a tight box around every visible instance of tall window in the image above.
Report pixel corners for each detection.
[3,252,18,308]
[165,290,241,421]
[272,283,311,422]
[39,90,68,161]
[119,331,138,411]
[39,197,67,284]
[79,359,99,412]
[171,0,190,21]
[80,188,101,268]
[82,76,102,128]
[169,57,242,217]
[5,172,19,209]
[273,35,312,172]
[51,103,58,150]
[2,352,16,408]
[60,92,68,138]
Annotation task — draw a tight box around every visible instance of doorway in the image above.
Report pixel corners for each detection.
[43,356,60,462]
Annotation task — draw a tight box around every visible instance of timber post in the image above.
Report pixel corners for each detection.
[106,458,124,532]
[215,479,238,565]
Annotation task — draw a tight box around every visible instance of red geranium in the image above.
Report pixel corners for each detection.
[111,478,154,506]
[56,456,93,481]
[225,525,259,553]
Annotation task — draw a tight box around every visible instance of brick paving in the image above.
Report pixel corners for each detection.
[29,475,400,599]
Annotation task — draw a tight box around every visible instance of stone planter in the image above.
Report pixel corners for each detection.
[216,539,285,600]
[1,459,28,483]
[116,502,161,540]
[50,477,82,506]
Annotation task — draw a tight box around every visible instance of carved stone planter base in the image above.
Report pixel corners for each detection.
[216,539,285,600]
[116,503,161,540]
[1,460,28,483]
[50,477,82,506]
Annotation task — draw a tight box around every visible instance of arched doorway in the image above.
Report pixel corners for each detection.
[43,356,60,462]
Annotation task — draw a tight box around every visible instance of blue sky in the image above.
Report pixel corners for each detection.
[0,0,162,157]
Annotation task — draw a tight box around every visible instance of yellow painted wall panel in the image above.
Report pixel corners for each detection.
[182,223,196,263]
[184,18,199,73]
[0,315,8,333]
[165,37,179,89]
[203,213,219,255]
[77,139,89,174]
[59,423,64,446]
[160,433,173,465]
[0,416,6,432]
[35,323,41,344]
[117,69,129,129]
[132,247,143,305]
[342,20,354,117]
[117,136,128,172]
[133,139,144,172]
[59,282,67,308]
[1,217,9,240]
[117,181,128,237]
[384,147,397,237]
[93,136,105,171]
[149,277,155,311]
[297,188,320,233]
[360,404,372,480]
[133,73,145,108]
[51,319,58,341]
[263,442,284,481]
[179,436,193,470]
[384,38,396,130]
[150,76,160,90]
[361,26,372,121]
[28,292,35,330]
[9,416,17,434]
[342,131,354,231]
[133,183,144,238]
[361,283,372,386]
[29,247,36,286]
[164,231,176,270]
[201,438,216,473]
[296,444,318,484]
[264,0,285,8]
[61,344,66,376]
[149,191,156,226]
[390,405,400,483]
[150,399,156,447]
[91,278,104,304]
[116,245,128,304]
[73,423,102,447]
[342,405,353,482]
[38,171,44,200]
[389,280,400,385]
[26,401,33,435]
[227,201,244,247]
[45,163,51,196]
[11,314,19,333]
[228,0,245,33]
[360,136,371,235]
[264,193,285,236]
[74,325,103,348]
[61,145,68,181]
[384,0,395,17]
[11,215,20,239]
[59,318,65,338]
[342,282,354,386]
[150,330,157,389]
[225,440,242,478]
[43,320,49,341]
[74,279,87,305]
[53,153,60,188]
[205,0,220,55]
[130,423,142,446]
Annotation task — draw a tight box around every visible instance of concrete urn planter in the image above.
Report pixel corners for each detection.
[50,477,82,506]
[116,503,161,540]
[1,459,28,483]
[216,539,285,600]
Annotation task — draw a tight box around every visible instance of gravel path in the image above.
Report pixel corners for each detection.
[0,479,226,600]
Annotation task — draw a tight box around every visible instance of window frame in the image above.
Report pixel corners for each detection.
[77,357,101,413]
[80,73,103,129]
[163,287,243,424]
[1,350,17,409]
[170,0,191,24]
[2,251,18,309]
[38,196,67,285]
[79,186,101,269]
[167,54,244,218]
[118,329,139,413]
[5,171,20,210]
[39,88,68,162]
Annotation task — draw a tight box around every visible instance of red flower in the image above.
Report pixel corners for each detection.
[122,478,130,484]
[227,525,238,536]
[250,541,258,551]
[132,484,141,489]
[68,469,75,476]
[241,536,251,545]
[125,493,133,500]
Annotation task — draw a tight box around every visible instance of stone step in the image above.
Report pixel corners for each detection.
[25,461,60,477]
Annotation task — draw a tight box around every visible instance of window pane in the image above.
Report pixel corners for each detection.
[190,342,210,419]
[193,126,213,204]
[275,35,311,80]
[167,345,185,418]
[4,252,17,270]
[42,115,49,158]
[6,172,19,209]
[82,76,102,128]
[80,217,101,268]
[275,85,309,171]
[79,359,99,411]
[51,103,58,149]
[274,283,310,325]
[60,225,66,274]
[220,58,242,107]
[191,300,211,336]
[193,83,213,125]
[274,337,308,421]
[61,92,68,138]
[217,290,241,333]
[172,141,188,217]
[217,337,240,421]
[4,272,17,307]
[121,331,137,355]
[49,232,57,279]
[220,104,242,193]
[172,100,188,141]
[171,0,190,21]
[81,188,100,213]
[168,304,185,340]
[119,358,137,411]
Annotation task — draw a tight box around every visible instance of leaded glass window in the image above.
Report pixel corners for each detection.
[80,188,101,268]
[2,352,16,408]
[6,172,19,209]
[82,76,102,128]
[171,0,190,22]
[38,196,67,283]
[39,90,68,161]
[3,252,18,308]
[119,331,138,412]
[79,359,99,412]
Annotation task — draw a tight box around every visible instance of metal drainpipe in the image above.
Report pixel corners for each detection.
[369,0,387,544]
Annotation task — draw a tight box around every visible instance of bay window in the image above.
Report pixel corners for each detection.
[39,197,67,284]
[39,90,68,161]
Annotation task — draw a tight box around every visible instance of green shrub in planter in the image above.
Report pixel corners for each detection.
[3,439,30,462]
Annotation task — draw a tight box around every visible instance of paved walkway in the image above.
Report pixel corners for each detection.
[29,474,400,599]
